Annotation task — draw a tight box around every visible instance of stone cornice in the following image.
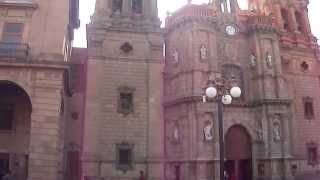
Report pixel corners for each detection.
[88,18,163,34]
[87,55,163,64]
[0,1,38,8]
[163,94,292,108]
[247,25,279,34]
[0,59,73,97]
[0,59,69,70]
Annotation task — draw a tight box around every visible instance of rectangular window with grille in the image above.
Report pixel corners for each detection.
[303,97,314,119]
[116,143,133,172]
[2,23,24,43]
[120,93,132,110]
[307,143,318,166]
[118,87,135,114]
[1,23,25,57]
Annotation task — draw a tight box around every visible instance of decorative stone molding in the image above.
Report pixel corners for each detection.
[300,61,309,72]
[120,42,133,54]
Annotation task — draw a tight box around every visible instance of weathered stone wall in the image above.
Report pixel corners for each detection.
[83,2,164,176]
[0,66,67,180]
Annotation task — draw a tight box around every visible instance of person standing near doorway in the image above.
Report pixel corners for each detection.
[224,171,229,180]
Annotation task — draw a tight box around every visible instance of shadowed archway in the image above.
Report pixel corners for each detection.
[0,81,32,180]
[225,125,252,180]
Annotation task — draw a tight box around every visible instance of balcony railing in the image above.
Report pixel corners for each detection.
[248,15,275,28]
[0,43,29,60]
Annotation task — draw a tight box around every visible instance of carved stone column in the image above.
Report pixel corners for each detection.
[288,6,297,32]
[143,0,151,16]
[302,9,312,34]
[273,4,284,30]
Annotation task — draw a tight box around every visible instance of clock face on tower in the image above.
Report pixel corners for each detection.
[225,25,237,36]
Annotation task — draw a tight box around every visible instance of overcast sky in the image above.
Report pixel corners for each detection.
[73,0,320,47]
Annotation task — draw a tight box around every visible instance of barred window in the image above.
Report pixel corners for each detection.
[2,23,23,43]
[118,87,135,114]
[303,97,314,119]
[307,143,318,166]
[116,143,133,172]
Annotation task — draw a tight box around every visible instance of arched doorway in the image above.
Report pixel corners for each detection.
[225,125,252,180]
[0,81,31,180]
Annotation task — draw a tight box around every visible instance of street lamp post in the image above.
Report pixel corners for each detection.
[203,74,241,180]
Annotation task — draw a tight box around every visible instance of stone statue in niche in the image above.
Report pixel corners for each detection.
[266,51,273,68]
[200,44,208,61]
[249,54,257,67]
[172,49,179,64]
[273,122,281,142]
[256,128,263,141]
[203,120,213,141]
[255,120,263,141]
[173,123,179,141]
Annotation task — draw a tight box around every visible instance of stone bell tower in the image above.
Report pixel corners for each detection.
[83,0,164,180]
[213,0,240,22]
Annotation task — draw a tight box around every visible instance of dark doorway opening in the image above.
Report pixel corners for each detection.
[225,159,252,180]
[225,125,252,180]
[0,153,9,180]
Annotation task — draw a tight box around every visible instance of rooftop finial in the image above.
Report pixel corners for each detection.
[187,0,192,4]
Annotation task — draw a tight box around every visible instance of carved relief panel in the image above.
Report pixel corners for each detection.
[221,64,244,93]
[217,42,237,61]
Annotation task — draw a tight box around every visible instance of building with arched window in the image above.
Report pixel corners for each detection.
[0,0,80,180]
[163,0,320,180]
[4,0,318,180]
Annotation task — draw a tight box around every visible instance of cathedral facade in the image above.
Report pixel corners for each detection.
[82,0,320,180]
[2,0,320,179]
[163,0,320,180]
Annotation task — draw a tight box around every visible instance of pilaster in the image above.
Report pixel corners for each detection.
[288,6,298,32]
[302,9,312,34]
[122,0,131,16]
[28,83,64,180]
